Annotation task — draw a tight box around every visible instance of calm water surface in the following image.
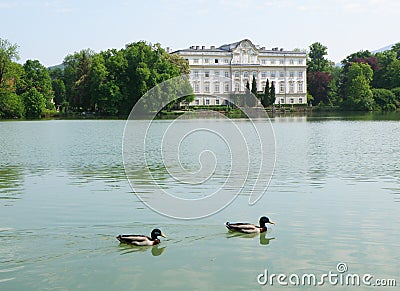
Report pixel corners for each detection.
[0,115,399,290]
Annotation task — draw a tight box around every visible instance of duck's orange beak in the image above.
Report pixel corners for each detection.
[160,232,167,238]
[269,221,275,225]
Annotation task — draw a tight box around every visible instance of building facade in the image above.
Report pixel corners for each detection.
[172,39,307,106]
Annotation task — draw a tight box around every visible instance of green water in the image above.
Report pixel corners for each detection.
[0,115,399,290]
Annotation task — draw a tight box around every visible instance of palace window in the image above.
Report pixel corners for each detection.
[215,71,220,77]
[262,59,266,64]
[279,59,284,64]
[279,71,285,78]
[280,98,284,104]
[290,98,294,104]
[234,71,239,78]
[252,71,257,78]
[224,59,229,64]
[193,59,199,64]
[215,59,219,63]
[214,82,220,93]
[204,82,210,93]
[235,83,240,92]
[279,82,285,93]
[261,71,267,78]
[224,71,229,78]
[271,71,276,78]
[298,59,304,65]
[216,99,220,105]
[271,59,276,64]
[289,71,295,78]
[298,82,303,93]
[206,99,210,105]
[243,71,249,78]
[289,82,294,93]
[289,59,294,65]
[299,98,303,103]
[224,82,229,92]
[298,71,303,78]
[194,83,200,93]
[195,99,199,105]
[205,71,210,78]
[205,59,209,63]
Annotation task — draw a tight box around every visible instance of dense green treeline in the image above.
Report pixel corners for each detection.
[307,42,400,111]
[0,39,191,119]
[1,38,400,119]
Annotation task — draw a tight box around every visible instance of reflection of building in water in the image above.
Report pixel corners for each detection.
[172,39,307,106]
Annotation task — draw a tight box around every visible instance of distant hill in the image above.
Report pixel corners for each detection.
[372,43,397,54]
[48,63,64,70]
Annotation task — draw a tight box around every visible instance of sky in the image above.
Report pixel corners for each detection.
[1,0,399,67]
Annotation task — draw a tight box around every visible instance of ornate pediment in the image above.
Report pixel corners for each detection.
[232,39,259,64]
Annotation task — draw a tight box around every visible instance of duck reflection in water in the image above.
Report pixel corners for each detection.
[226,231,275,246]
[118,244,166,256]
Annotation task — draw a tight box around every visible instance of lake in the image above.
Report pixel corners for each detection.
[1,113,399,290]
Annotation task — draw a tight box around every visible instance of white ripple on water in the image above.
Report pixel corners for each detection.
[0,266,24,273]
[0,277,15,283]
[0,228,14,232]
[0,265,24,284]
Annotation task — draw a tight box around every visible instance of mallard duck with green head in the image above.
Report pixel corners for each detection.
[116,228,167,246]
[225,216,275,233]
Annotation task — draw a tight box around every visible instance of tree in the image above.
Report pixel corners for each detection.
[327,65,342,106]
[0,38,19,86]
[372,88,397,111]
[120,41,192,115]
[307,71,333,105]
[307,42,337,105]
[343,62,374,111]
[391,87,400,106]
[0,89,24,118]
[261,79,270,107]
[245,79,250,91]
[371,48,400,90]
[270,82,276,105]
[342,50,373,67]
[307,42,329,72]
[251,76,257,96]
[52,79,66,107]
[48,67,64,80]
[0,40,24,118]
[22,87,46,118]
[391,42,400,59]
[20,60,54,110]
[62,49,94,111]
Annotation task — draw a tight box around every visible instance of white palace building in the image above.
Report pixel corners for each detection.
[172,39,307,106]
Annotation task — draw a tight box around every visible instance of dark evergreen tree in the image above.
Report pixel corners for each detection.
[270,82,276,106]
[261,79,270,107]
[251,76,257,96]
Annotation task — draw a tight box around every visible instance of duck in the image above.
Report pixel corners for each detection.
[225,216,275,233]
[116,228,167,246]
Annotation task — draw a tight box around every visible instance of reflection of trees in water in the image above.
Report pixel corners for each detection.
[0,166,24,204]
[66,163,127,186]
